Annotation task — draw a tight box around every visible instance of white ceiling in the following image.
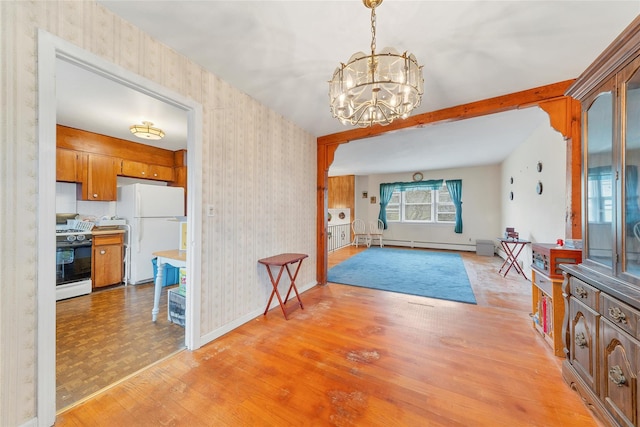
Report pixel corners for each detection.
[56,59,189,151]
[57,1,639,175]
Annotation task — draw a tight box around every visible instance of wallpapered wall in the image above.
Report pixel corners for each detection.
[0,2,317,425]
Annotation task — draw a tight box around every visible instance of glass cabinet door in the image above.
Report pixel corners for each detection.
[585,89,615,268]
[624,61,640,276]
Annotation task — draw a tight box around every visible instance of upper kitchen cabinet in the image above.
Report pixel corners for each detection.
[55,148,81,182]
[56,125,188,201]
[121,159,174,181]
[79,153,118,201]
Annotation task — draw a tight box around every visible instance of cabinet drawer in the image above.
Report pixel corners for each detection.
[570,277,598,310]
[93,234,123,246]
[533,271,553,296]
[569,297,599,393]
[601,293,640,338]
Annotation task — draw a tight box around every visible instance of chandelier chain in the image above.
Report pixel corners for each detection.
[370,4,377,56]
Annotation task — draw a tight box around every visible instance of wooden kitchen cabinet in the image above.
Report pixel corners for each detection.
[56,148,81,182]
[79,154,118,201]
[57,126,186,200]
[120,159,174,181]
[92,232,124,289]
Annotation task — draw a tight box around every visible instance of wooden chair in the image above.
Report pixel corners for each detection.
[369,219,384,248]
[351,219,369,248]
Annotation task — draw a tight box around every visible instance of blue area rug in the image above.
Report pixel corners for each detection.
[328,247,476,304]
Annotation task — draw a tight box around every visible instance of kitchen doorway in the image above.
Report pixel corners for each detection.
[37,30,203,424]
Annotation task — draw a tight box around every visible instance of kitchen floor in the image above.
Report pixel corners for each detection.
[56,282,185,412]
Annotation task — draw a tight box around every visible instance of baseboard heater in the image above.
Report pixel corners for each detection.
[383,239,475,252]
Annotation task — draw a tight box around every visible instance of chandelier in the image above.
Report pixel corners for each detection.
[329,0,424,127]
[129,121,165,140]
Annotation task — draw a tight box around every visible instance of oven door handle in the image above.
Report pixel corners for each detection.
[56,241,92,249]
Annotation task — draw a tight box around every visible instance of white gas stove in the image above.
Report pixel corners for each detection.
[56,226,93,301]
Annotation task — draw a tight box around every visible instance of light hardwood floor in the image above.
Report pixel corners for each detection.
[55,247,601,426]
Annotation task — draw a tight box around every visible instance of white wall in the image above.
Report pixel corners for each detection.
[355,164,502,251]
[1,2,316,425]
[56,178,169,220]
[349,107,568,267]
[500,109,568,277]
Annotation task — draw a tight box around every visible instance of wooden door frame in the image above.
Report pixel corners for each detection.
[316,79,582,284]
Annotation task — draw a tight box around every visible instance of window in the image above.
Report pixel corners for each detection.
[587,168,613,223]
[388,184,455,224]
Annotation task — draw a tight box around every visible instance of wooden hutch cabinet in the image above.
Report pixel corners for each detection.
[561,16,640,427]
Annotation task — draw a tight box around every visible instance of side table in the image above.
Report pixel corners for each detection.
[258,253,308,320]
[497,238,530,280]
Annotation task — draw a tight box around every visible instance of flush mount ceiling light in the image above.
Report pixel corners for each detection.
[129,121,165,140]
[329,0,424,127]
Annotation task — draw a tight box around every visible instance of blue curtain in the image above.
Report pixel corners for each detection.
[378,180,443,229]
[446,179,463,233]
[378,183,396,229]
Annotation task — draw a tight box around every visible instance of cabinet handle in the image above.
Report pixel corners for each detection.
[574,286,588,298]
[153,173,158,177]
[93,193,98,198]
[575,332,587,349]
[608,307,627,324]
[609,365,626,387]
[100,250,106,255]
[141,171,146,175]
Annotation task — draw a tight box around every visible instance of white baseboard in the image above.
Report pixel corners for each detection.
[199,280,317,346]
[18,417,37,427]
[382,239,475,252]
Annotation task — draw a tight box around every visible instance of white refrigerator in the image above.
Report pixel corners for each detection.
[116,183,185,284]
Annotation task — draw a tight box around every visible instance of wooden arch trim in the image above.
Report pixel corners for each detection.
[316,79,581,285]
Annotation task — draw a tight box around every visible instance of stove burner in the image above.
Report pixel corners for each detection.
[56,229,93,242]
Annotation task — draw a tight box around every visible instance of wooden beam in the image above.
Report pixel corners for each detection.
[316,143,339,285]
[316,80,580,285]
[318,79,575,146]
